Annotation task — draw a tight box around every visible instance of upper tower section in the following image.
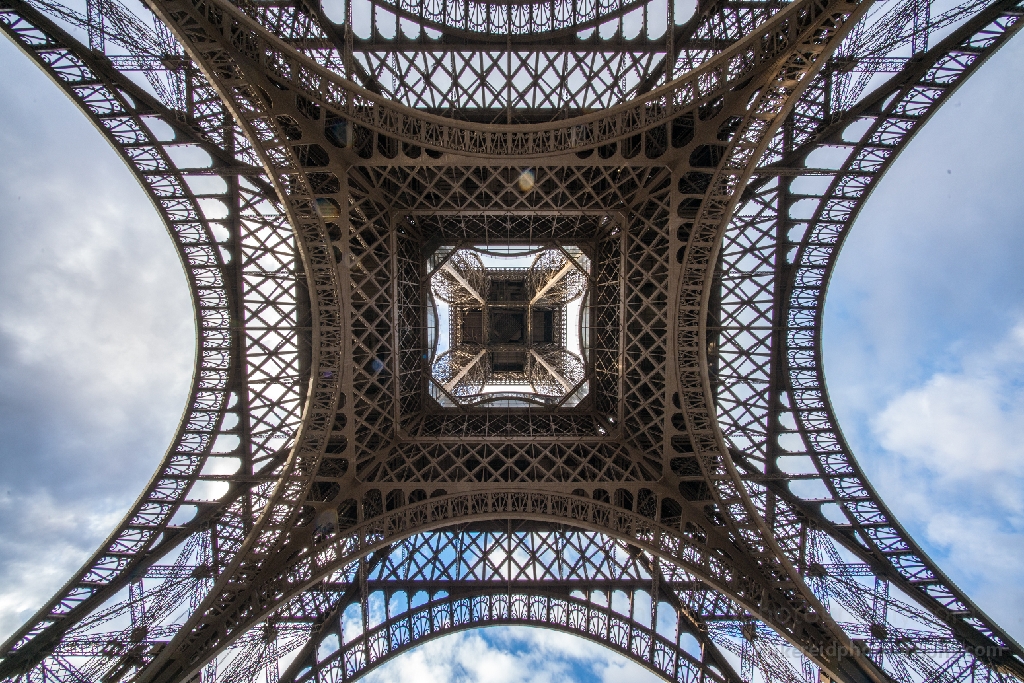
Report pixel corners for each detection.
[428,244,590,408]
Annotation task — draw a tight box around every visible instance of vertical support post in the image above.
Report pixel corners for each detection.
[871,577,890,668]
[506,31,513,124]
[650,562,660,655]
[798,519,808,575]
[185,61,195,122]
[204,658,217,683]
[390,215,402,430]
[264,623,280,683]
[359,556,370,666]
[344,0,354,80]
[86,0,104,51]
[129,580,145,637]
[225,117,255,534]
[666,0,675,84]
[912,0,931,54]
[765,113,796,534]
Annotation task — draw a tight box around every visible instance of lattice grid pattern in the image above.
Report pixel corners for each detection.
[1,0,1023,680]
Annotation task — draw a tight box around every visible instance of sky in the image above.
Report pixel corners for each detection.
[821,37,1024,640]
[0,20,1023,683]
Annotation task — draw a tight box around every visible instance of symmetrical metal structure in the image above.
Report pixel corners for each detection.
[428,244,589,406]
[1,0,1022,679]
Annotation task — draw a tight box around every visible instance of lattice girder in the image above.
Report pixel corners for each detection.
[264,529,744,683]
[3,0,1024,679]
[69,0,884,678]
[711,0,1024,675]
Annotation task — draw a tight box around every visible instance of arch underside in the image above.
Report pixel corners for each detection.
[121,0,882,673]
[293,592,718,683]
[0,0,1022,680]
[268,526,1000,683]
[277,527,745,683]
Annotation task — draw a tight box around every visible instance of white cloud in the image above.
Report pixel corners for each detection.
[863,321,1024,639]
[822,33,1024,644]
[0,490,126,638]
[823,37,1024,422]
[872,322,1024,511]
[362,627,662,683]
[0,36,193,643]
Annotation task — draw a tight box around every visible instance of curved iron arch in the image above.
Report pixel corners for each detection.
[114,0,879,677]
[666,1,873,676]
[144,491,877,683]
[122,0,876,674]
[0,2,312,674]
[156,0,849,158]
[706,0,1024,674]
[0,0,235,660]
[782,0,1024,664]
[302,590,722,683]
[264,527,745,683]
[350,0,658,41]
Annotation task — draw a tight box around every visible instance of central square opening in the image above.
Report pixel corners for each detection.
[488,308,525,344]
[426,244,591,409]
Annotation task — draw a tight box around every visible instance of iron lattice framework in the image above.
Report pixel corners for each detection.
[0,0,1022,680]
[428,243,589,406]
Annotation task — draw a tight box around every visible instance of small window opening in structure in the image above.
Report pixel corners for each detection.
[426,243,591,408]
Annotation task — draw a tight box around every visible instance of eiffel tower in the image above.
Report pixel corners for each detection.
[1,0,1022,679]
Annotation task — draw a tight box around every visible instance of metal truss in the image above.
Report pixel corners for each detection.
[274,529,745,683]
[0,0,1022,681]
[0,0,304,669]
[714,0,1024,675]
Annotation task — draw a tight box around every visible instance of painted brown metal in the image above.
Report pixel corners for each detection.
[0,0,1021,679]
